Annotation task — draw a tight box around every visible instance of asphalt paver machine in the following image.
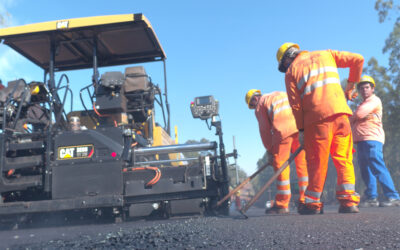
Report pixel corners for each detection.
[0,14,233,221]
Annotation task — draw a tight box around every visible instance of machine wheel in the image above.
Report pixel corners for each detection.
[217,200,230,216]
[217,181,230,216]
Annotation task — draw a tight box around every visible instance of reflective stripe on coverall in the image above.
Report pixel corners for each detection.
[255,92,308,208]
[271,133,308,208]
[285,50,363,208]
[303,114,359,208]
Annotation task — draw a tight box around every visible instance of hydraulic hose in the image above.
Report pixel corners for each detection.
[122,166,161,186]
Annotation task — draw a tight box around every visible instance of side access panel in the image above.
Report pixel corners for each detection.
[52,162,123,199]
[53,128,124,199]
[124,165,206,197]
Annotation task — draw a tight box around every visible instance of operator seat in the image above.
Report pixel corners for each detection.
[0,80,50,132]
[122,66,154,122]
[123,66,151,92]
[0,79,29,103]
[0,79,30,130]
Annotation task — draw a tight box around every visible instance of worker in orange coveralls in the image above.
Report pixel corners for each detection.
[235,190,242,210]
[245,89,308,214]
[277,42,363,214]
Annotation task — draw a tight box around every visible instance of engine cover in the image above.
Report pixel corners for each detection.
[52,128,124,199]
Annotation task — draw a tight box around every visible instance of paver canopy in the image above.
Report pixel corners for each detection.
[0,13,166,71]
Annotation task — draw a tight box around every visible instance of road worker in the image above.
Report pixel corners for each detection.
[351,75,400,207]
[245,89,308,214]
[235,190,242,210]
[277,42,363,214]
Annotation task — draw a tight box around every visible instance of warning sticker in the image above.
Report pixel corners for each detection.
[58,144,94,160]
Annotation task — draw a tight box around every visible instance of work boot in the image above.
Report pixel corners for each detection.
[379,198,400,207]
[265,206,289,215]
[297,201,306,214]
[338,205,359,213]
[298,205,321,215]
[359,198,379,208]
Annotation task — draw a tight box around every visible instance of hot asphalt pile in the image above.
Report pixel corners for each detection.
[7,206,400,249]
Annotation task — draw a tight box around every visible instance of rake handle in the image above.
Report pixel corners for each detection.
[240,145,303,214]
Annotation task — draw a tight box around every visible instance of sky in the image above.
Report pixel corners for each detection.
[0,0,395,175]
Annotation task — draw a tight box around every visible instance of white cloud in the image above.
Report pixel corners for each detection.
[0,48,24,80]
[0,48,42,83]
[0,0,15,27]
[0,0,41,83]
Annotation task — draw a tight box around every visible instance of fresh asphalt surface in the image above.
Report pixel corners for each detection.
[1,205,400,249]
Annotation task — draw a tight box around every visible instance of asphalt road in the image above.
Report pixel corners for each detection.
[1,205,400,249]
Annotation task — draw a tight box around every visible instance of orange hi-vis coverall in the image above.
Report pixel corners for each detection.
[285,50,364,209]
[255,91,308,208]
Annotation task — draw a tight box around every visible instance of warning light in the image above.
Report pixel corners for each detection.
[111,152,117,158]
[88,148,94,158]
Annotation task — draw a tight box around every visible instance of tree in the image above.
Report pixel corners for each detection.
[251,152,275,207]
[227,163,248,188]
[182,138,211,158]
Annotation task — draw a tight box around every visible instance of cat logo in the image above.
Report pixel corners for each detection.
[56,20,69,29]
[58,144,94,160]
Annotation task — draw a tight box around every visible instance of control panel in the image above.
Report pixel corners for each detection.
[190,95,219,120]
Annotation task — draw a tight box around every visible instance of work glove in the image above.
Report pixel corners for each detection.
[349,91,358,101]
[345,82,358,101]
[298,131,304,146]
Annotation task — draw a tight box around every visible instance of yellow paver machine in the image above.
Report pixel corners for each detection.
[0,14,235,221]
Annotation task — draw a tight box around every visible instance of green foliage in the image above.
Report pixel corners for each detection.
[182,138,211,158]
[227,164,248,188]
[375,0,395,23]
[252,152,276,206]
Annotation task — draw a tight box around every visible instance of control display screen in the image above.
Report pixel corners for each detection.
[191,95,219,120]
[196,96,211,106]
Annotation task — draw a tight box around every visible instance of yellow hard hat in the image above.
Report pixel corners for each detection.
[276,42,300,63]
[30,85,40,95]
[245,89,261,108]
[358,75,376,88]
